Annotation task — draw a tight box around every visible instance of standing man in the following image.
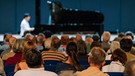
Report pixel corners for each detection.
[20,13,35,37]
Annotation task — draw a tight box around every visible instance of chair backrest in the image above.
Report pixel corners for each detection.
[105,60,111,65]
[44,60,62,72]
[44,60,62,65]
[79,59,89,65]
[7,72,15,76]
[105,72,124,76]
[79,59,89,69]
[4,65,15,75]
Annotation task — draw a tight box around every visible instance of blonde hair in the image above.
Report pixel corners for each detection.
[110,41,120,53]
[44,38,52,49]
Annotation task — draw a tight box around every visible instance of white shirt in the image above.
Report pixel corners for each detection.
[102,61,125,72]
[14,68,58,76]
[20,19,34,36]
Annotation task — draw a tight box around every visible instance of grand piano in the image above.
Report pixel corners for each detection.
[32,1,104,37]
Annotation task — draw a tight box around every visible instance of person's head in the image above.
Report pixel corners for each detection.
[110,41,120,53]
[3,33,12,43]
[36,33,45,45]
[102,31,111,42]
[90,41,102,49]
[85,35,93,45]
[23,31,31,37]
[60,34,69,45]
[9,36,16,49]
[76,34,82,41]
[24,33,36,44]
[52,35,60,44]
[120,38,133,52]
[77,40,87,55]
[44,38,52,50]
[43,30,53,39]
[118,32,125,38]
[66,42,81,70]
[88,47,106,67]
[51,35,60,50]
[24,13,30,21]
[124,60,135,76]
[25,48,43,68]
[125,31,134,40]
[113,37,122,42]
[12,39,25,53]
[92,34,100,42]
[22,41,37,60]
[111,48,127,65]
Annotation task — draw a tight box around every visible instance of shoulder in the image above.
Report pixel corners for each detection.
[44,71,58,76]
[14,70,28,76]
[102,65,110,72]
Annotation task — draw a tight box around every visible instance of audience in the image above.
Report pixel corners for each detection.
[58,34,69,56]
[1,36,16,60]
[56,42,83,74]
[106,41,120,60]
[92,34,100,42]
[1,31,135,76]
[102,48,127,72]
[74,47,109,76]
[14,48,58,76]
[77,40,88,60]
[14,40,37,72]
[5,39,25,66]
[90,41,102,49]
[124,59,135,76]
[0,33,12,56]
[101,31,111,52]
[36,33,45,52]
[0,58,6,76]
[51,35,61,50]
[42,38,67,61]
[120,38,135,62]
[85,35,93,53]
[75,34,82,42]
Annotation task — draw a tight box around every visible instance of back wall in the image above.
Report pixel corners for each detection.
[0,0,135,34]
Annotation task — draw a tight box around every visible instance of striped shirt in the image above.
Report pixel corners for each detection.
[42,50,67,61]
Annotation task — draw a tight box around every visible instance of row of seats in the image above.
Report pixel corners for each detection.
[4,60,123,76]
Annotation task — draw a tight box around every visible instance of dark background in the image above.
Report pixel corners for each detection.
[0,0,135,34]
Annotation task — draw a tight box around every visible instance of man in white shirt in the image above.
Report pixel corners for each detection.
[20,13,34,37]
[14,48,58,76]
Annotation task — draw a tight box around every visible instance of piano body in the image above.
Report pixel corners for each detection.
[33,1,104,38]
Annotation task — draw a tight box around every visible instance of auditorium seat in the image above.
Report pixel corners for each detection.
[44,60,62,72]
[7,72,15,76]
[79,59,89,69]
[4,65,15,75]
[105,60,111,65]
[105,72,123,76]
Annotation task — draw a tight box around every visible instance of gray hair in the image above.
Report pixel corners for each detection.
[89,47,106,66]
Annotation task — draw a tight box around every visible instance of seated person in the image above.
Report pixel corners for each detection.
[101,31,111,52]
[102,48,127,72]
[5,39,24,66]
[105,41,120,60]
[56,42,83,74]
[14,41,37,72]
[74,47,109,76]
[77,40,88,60]
[124,59,135,76]
[14,48,58,76]
[42,38,67,61]
[0,58,6,76]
